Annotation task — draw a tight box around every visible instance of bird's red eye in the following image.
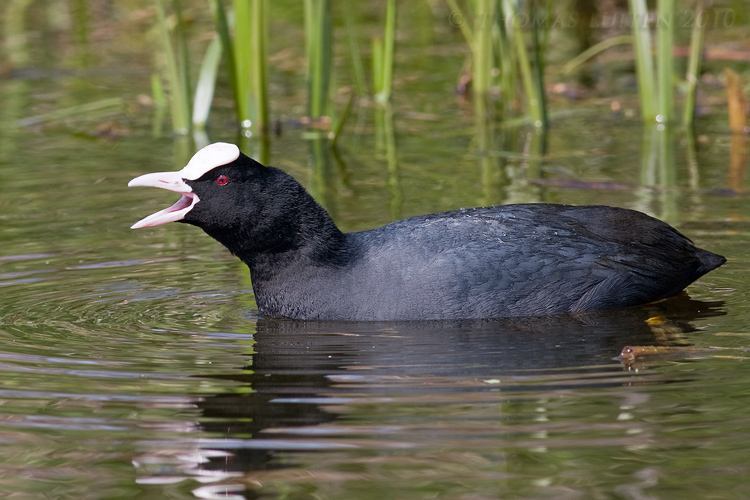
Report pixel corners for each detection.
[215,175,230,187]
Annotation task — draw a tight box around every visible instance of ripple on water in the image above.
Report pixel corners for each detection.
[0,212,747,498]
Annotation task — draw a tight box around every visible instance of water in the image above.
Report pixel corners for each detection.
[2,2,750,498]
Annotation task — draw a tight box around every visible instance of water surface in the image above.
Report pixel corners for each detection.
[1,2,749,498]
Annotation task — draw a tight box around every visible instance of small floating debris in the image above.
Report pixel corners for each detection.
[619,345,749,366]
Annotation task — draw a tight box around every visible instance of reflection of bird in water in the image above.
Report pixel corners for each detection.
[190,294,724,488]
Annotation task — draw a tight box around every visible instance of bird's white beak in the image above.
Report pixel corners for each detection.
[127,171,199,229]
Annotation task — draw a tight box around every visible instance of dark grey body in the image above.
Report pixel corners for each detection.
[246,204,725,321]
[174,157,724,321]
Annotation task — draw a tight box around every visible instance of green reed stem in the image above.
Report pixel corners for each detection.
[494,10,516,111]
[249,0,268,133]
[374,0,396,104]
[305,0,332,119]
[342,2,367,96]
[629,0,656,122]
[381,0,396,102]
[233,0,269,133]
[372,36,383,96]
[210,0,242,127]
[561,35,632,75]
[233,0,260,132]
[656,0,674,123]
[682,1,704,127]
[530,0,548,129]
[233,0,251,126]
[150,73,166,109]
[505,0,544,128]
[472,0,494,98]
[173,0,191,117]
[154,0,191,134]
[446,0,472,45]
[150,73,166,136]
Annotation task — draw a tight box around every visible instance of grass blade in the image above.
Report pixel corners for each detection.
[150,73,167,108]
[472,0,494,98]
[172,0,192,121]
[375,0,396,104]
[561,35,632,75]
[682,1,704,127]
[494,7,516,111]
[154,0,191,134]
[530,0,548,128]
[233,0,252,128]
[446,0,473,44]
[629,0,656,122]
[505,0,543,128]
[210,0,242,126]
[233,0,269,134]
[250,0,268,133]
[342,2,367,96]
[372,37,383,97]
[305,0,332,120]
[656,0,674,123]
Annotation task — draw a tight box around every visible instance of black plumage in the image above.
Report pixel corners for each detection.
[172,153,724,320]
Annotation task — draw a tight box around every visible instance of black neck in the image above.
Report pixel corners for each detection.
[243,208,349,275]
[204,184,350,276]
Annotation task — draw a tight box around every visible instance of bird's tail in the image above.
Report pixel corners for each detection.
[696,249,726,276]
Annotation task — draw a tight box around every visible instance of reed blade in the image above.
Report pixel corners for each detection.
[504,0,544,128]
[376,0,396,104]
[682,1,704,127]
[656,0,675,123]
[173,0,192,121]
[342,2,367,96]
[628,0,656,122]
[530,0,548,129]
[210,0,242,127]
[250,0,268,133]
[154,0,191,134]
[305,0,332,120]
[472,0,494,98]
[233,0,252,128]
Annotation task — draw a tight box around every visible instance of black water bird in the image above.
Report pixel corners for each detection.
[128,143,725,321]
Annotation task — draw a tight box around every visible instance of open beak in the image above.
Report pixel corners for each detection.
[127,172,200,229]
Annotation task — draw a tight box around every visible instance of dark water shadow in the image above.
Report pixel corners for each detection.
[192,295,724,482]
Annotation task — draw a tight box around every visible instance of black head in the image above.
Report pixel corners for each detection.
[128,143,342,261]
[184,153,334,255]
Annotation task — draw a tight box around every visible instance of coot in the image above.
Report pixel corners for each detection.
[128,143,725,321]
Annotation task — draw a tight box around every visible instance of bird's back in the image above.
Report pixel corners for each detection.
[335,204,724,320]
